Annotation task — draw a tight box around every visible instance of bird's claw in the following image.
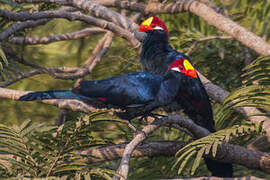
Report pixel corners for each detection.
[149,113,167,119]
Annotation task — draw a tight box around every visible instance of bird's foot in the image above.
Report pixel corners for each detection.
[149,113,167,119]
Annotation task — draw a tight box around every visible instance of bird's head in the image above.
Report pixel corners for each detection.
[138,16,168,35]
[169,59,198,78]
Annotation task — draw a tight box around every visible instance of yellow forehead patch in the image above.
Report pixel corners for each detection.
[183,60,195,70]
[141,17,153,26]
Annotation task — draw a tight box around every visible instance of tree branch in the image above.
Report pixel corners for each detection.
[8,27,106,45]
[0,19,50,41]
[116,121,161,180]
[0,66,84,87]
[82,31,114,72]
[0,87,98,113]
[0,7,76,41]
[78,140,186,164]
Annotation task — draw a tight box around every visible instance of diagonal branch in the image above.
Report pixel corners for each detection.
[116,120,161,180]
[68,0,137,31]
[82,31,114,72]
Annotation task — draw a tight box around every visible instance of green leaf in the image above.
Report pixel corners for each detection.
[191,146,205,175]
[177,151,196,175]
[212,141,221,158]
[0,156,36,172]
[0,45,8,68]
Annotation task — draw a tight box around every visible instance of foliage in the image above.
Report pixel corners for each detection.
[174,122,264,176]
[224,56,270,111]
[0,115,120,179]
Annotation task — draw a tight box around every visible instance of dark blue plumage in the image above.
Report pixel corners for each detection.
[20,68,186,121]
[74,72,163,107]
[20,72,163,109]
[138,17,233,177]
[140,29,215,133]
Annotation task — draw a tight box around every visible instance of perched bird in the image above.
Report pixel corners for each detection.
[19,72,163,111]
[138,16,233,177]
[19,64,185,124]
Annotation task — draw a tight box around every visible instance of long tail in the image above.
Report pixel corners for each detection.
[19,90,83,101]
[205,158,233,177]
[204,128,233,177]
[188,112,233,176]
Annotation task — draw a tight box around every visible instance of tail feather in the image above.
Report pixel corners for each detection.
[205,158,233,177]
[203,128,233,177]
[19,90,83,101]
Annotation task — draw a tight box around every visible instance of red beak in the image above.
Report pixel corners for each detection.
[138,24,153,32]
[186,69,197,78]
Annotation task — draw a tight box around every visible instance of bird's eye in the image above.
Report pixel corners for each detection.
[151,24,156,27]
[179,66,184,70]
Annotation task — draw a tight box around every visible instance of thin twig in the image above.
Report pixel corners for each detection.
[9,27,106,45]
[0,19,50,41]
[185,36,232,56]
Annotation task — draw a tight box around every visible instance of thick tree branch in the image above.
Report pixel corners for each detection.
[13,0,138,31]
[0,69,45,87]
[78,140,186,164]
[68,0,137,32]
[0,8,74,21]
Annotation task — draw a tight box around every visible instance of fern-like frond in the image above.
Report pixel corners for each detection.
[173,123,263,175]
[224,56,270,113]
[0,114,119,179]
